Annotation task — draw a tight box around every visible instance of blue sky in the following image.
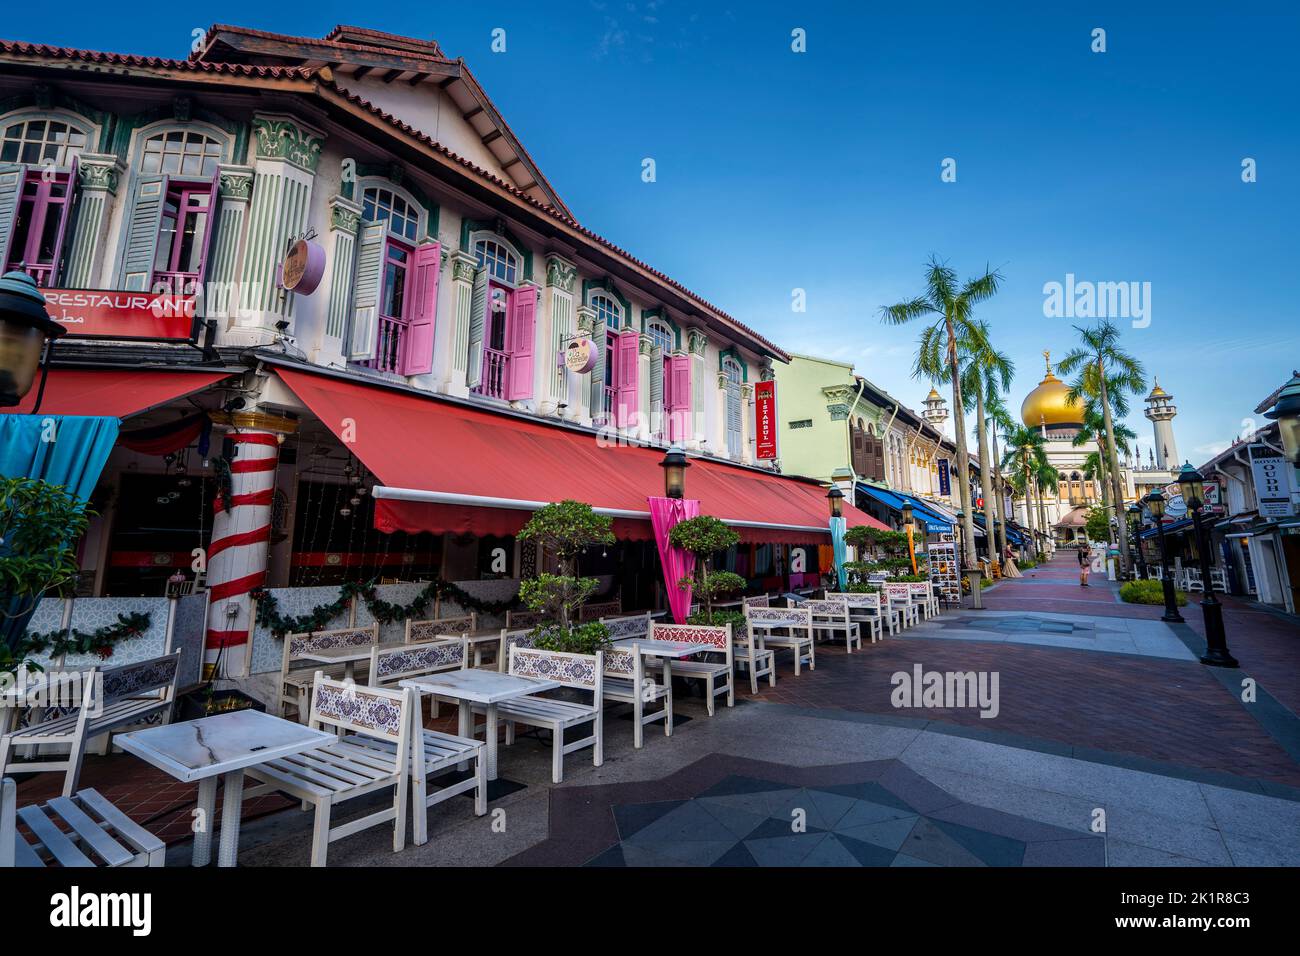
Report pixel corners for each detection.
[8,1,1297,462]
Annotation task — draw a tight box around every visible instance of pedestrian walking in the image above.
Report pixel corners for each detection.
[1078,542,1091,587]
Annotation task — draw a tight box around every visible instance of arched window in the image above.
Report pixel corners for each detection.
[140,129,223,177]
[1,116,89,166]
[646,319,673,353]
[474,236,519,284]
[361,185,421,242]
[590,292,621,329]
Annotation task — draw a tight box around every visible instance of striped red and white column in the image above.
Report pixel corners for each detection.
[204,421,289,659]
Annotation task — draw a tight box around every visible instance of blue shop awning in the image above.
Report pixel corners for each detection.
[974,513,1026,545]
[1140,517,1194,539]
[856,483,954,534]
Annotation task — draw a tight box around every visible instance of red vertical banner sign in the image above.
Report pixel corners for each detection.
[755,380,778,460]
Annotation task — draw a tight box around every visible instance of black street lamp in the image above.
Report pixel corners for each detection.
[1178,463,1238,667]
[1143,489,1184,623]
[827,485,844,518]
[1263,371,1300,470]
[0,271,65,411]
[1127,502,1147,580]
[659,444,690,499]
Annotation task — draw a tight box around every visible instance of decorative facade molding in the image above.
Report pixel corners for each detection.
[575,304,597,335]
[252,113,325,172]
[328,194,362,234]
[217,165,255,201]
[451,251,478,284]
[75,153,123,194]
[545,254,577,293]
[687,327,708,356]
[638,332,653,356]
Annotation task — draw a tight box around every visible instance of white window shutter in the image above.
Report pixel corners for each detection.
[649,345,663,433]
[347,222,385,360]
[116,173,168,292]
[466,266,487,388]
[0,164,22,268]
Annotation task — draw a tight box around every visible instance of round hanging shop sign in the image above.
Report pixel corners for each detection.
[564,338,596,374]
[280,239,326,294]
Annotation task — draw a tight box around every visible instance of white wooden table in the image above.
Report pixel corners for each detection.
[399,670,560,781]
[115,709,335,867]
[296,641,397,680]
[613,639,703,736]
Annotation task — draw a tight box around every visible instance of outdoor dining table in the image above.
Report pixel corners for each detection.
[399,669,560,781]
[295,640,401,680]
[115,709,335,867]
[612,638,703,736]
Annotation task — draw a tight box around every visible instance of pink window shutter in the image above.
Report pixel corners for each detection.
[194,170,220,287]
[667,354,691,442]
[504,286,536,400]
[401,242,441,375]
[615,330,639,427]
[48,155,78,286]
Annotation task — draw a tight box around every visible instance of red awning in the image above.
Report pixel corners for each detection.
[3,369,233,418]
[276,367,887,544]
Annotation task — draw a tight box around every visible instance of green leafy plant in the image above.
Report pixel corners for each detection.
[1084,505,1111,543]
[516,500,615,628]
[2,478,94,670]
[668,515,741,617]
[686,609,746,631]
[530,621,611,655]
[1120,580,1188,606]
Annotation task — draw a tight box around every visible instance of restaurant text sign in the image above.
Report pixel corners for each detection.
[755,380,777,460]
[43,290,198,341]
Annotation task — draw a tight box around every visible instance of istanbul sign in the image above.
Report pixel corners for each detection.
[42,289,198,342]
[755,380,778,460]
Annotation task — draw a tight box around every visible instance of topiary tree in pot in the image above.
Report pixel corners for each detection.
[515,499,616,653]
[668,515,744,625]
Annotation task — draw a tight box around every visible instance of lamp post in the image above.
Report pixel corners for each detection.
[659,444,690,499]
[901,502,918,575]
[827,485,844,518]
[827,486,845,589]
[1127,502,1147,580]
[1178,463,1237,667]
[0,271,65,412]
[1143,489,1184,623]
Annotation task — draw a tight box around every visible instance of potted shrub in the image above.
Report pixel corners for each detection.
[516,500,616,653]
[668,515,744,625]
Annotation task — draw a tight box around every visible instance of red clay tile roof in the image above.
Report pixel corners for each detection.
[194,23,453,67]
[0,35,788,362]
[0,38,317,78]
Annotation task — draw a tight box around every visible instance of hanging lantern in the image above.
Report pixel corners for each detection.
[0,270,66,410]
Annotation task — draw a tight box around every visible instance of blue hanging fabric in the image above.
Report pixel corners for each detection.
[0,414,119,654]
[829,515,848,590]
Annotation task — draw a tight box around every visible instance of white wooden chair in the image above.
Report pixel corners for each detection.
[746,606,815,675]
[491,647,604,784]
[1183,568,1204,593]
[883,584,920,629]
[1210,568,1228,592]
[505,609,546,630]
[600,613,653,643]
[279,623,379,722]
[602,644,671,748]
[0,651,180,798]
[405,613,476,643]
[244,674,413,867]
[650,622,734,716]
[2,777,165,868]
[907,582,940,619]
[825,592,885,642]
[805,598,861,652]
[732,618,776,694]
[495,627,540,672]
[579,599,622,622]
[365,640,486,845]
[743,594,771,609]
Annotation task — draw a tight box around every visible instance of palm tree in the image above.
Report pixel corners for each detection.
[1002,426,1048,558]
[1036,463,1061,549]
[986,392,1017,560]
[954,320,1014,566]
[1074,407,1136,512]
[882,257,1003,570]
[1058,321,1146,575]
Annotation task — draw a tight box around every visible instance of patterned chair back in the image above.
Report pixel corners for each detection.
[579,600,622,622]
[743,594,771,608]
[745,606,813,630]
[310,674,411,746]
[496,627,540,672]
[804,598,850,621]
[883,583,913,603]
[101,651,180,707]
[906,583,933,604]
[370,638,466,686]
[651,622,730,651]
[600,613,652,642]
[827,591,881,611]
[405,614,476,643]
[285,623,379,666]
[505,609,546,630]
[508,646,603,698]
[602,643,643,682]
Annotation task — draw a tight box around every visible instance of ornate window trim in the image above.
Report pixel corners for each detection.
[0,108,97,169]
[357,177,426,243]
[469,229,523,287]
[127,120,233,176]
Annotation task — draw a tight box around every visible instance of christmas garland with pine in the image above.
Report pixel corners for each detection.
[21,611,153,660]
[251,579,519,638]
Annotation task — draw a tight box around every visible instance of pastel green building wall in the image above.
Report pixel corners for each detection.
[773,354,863,483]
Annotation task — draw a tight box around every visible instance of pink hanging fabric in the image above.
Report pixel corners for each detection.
[648,496,700,623]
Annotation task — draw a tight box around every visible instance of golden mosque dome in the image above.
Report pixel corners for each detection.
[1020,351,1083,428]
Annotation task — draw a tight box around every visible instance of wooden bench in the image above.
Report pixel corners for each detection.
[579,600,622,622]
[366,640,486,845]
[493,647,604,784]
[0,651,180,797]
[743,594,772,609]
[602,643,671,748]
[805,598,862,653]
[825,592,886,642]
[405,613,476,643]
[883,584,920,629]
[746,606,815,675]
[495,627,539,672]
[2,777,165,868]
[650,623,734,716]
[505,609,546,630]
[733,619,776,694]
[245,674,413,867]
[600,613,652,643]
[279,623,379,721]
[907,582,940,619]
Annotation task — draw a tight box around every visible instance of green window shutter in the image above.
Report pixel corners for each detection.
[466,266,487,388]
[347,222,385,360]
[590,328,606,420]
[116,174,168,292]
[649,344,663,426]
[0,164,25,268]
